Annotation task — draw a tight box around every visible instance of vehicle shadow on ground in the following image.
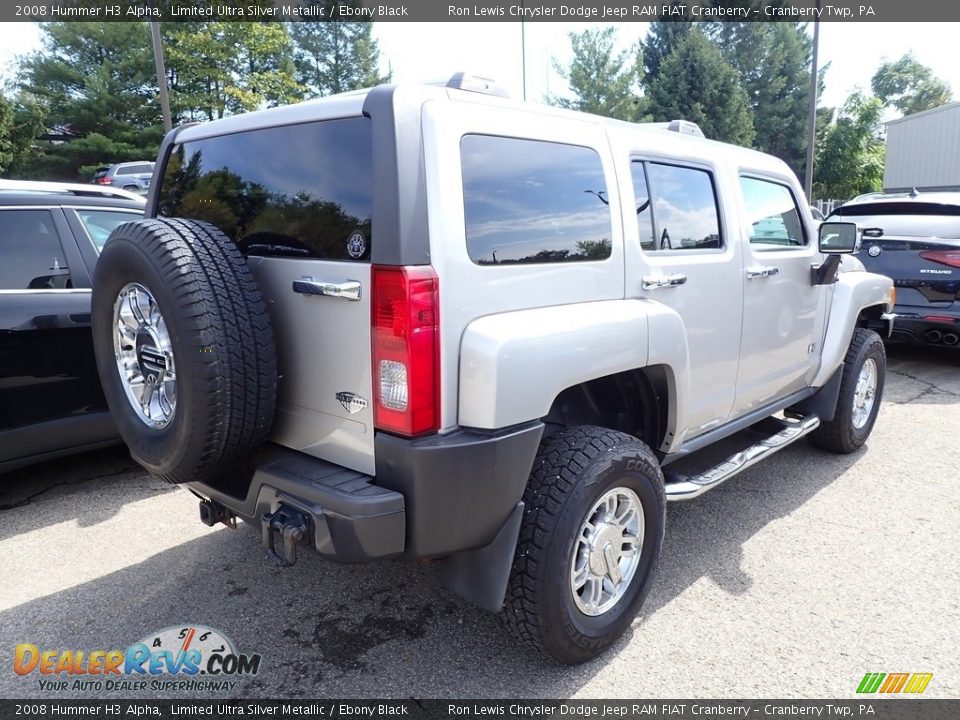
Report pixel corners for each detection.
[0,435,865,699]
[0,446,168,544]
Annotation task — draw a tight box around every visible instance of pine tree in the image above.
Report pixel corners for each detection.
[646,29,755,146]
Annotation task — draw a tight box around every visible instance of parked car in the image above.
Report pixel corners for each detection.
[89,75,893,664]
[0,181,144,473]
[92,162,156,194]
[828,192,960,347]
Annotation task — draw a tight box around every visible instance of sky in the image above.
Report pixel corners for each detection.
[2,21,960,114]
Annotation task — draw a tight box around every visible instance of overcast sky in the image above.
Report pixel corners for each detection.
[2,21,959,113]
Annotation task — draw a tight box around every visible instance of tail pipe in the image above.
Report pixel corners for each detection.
[926,330,943,344]
[944,333,959,347]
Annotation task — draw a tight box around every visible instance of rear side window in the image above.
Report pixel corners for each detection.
[76,209,142,250]
[0,209,71,290]
[117,164,152,175]
[158,118,373,261]
[461,135,613,265]
[739,176,806,248]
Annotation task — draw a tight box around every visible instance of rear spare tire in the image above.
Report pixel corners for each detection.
[91,218,277,484]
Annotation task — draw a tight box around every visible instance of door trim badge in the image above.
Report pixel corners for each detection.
[336,392,368,414]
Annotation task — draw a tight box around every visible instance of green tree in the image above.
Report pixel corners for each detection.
[708,22,812,178]
[0,92,12,174]
[641,18,694,86]
[871,53,952,116]
[548,27,642,121]
[164,20,301,122]
[20,22,159,141]
[646,30,755,146]
[813,92,885,199]
[290,3,388,96]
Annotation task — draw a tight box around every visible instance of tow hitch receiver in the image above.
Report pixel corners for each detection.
[198,499,237,529]
[261,505,309,567]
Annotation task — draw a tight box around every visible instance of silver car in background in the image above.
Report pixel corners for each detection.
[92,161,155,194]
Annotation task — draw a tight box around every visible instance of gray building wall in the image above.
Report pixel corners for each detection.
[884,102,960,193]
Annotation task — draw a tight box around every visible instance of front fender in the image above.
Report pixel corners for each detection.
[812,270,893,387]
[458,300,688,432]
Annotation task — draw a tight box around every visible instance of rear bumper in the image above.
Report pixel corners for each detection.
[188,421,543,563]
[888,304,960,346]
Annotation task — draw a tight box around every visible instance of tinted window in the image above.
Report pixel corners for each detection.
[0,210,71,290]
[740,176,806,247]
[646,163,722,251]
[116,164,152,175]
[76,209,142,250]
[461,135,612,265]
[158,118,372,261]
[631,162,656,251]
[828,203,960,238]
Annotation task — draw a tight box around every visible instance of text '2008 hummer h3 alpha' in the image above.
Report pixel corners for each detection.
[90,74,895,664]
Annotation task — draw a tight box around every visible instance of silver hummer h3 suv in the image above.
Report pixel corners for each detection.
[90,75,895,664]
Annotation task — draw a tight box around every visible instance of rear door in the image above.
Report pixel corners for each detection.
[155,118,377,474]
[620,156,744,442]
[0,207,109,463]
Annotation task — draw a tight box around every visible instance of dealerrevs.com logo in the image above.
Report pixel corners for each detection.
[14,625,261,693]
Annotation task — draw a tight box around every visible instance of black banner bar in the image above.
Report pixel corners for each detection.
[1,0,960,23]
[1,700,958,720]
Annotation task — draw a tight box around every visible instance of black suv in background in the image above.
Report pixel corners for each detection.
[0,181,144,472]
[828,192,960,348]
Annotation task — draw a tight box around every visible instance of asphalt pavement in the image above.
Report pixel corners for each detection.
[1,344,957,699]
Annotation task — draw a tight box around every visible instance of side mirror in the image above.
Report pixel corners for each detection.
[818,221,860,254]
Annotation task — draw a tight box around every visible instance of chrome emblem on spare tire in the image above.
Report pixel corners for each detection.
[336,392,367,414]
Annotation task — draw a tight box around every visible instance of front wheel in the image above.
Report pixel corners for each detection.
[810,328,886,454]
[502,426,665,664]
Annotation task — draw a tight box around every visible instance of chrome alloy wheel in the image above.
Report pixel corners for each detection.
[570,486,645,616]
[852,358,878,430]
[113,282,176,428]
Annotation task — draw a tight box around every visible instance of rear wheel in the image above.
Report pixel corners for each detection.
[92,218,277,484]
[503,425,665,664]
[810,328,886,454]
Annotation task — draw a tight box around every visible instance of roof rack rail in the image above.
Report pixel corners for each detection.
[0,179,146,202]
[649,120,705,138]
[445,72,510,98]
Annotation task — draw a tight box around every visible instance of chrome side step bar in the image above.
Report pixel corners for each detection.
[663,415,820,501]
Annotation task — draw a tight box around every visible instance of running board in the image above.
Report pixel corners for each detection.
[663,415,820,501]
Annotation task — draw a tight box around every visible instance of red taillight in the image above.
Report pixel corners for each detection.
[95,177,110,185]
[920,249,960,269]
[371,265,439,437]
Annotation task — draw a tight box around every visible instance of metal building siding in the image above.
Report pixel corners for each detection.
[884,102,960,192]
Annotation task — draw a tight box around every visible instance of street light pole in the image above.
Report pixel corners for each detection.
[150,21,172,133]
[804,5,821,201]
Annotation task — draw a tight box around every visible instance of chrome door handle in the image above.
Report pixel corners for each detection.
[641,273,688,290]
[746,266,779,279]
[292,279,362,301]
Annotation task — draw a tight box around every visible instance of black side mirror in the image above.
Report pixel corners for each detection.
[819,222,860,254]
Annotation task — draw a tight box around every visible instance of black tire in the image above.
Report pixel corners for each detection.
[809,328,886,454]
[91,218,277,484]
[503,425,666,664]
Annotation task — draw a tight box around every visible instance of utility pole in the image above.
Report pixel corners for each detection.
[804,4,821,200]
[520,5,527,100]
[150,21,172,133]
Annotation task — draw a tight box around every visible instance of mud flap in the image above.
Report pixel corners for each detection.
[437,502,524,612]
